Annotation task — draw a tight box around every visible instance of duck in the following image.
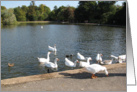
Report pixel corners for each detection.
[77,52,86,61]
[100,59,113,65]
[96,53,103,64]
[84,64,109,79]
[8,63,14,67]
[37,52,51,64]
[66,54,74,58]
[65,58,79,68]
[79,57,92,67]
[45,58,59,69]
[48,44,57,52]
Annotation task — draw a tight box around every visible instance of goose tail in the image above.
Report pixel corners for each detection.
[111,55,118,59]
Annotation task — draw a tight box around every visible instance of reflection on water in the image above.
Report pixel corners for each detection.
[1,24,126,79]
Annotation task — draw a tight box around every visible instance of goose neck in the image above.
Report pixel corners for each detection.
[87,58,91,64]
[74,60,78,67]
[54,58,58,65]
[104,67,108,75]
[47,53,50,59]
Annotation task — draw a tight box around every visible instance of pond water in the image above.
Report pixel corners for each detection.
[1,24,126,79]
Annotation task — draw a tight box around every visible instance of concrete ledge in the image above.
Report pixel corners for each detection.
[1,63,126,86]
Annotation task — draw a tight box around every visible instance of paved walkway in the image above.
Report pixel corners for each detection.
[1,63,126,91]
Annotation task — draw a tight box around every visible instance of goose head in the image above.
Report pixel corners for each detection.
[88,57,92,61]
[100,54,103,56]
[48,51,51,54]
[76,60,80,64]
[76,60,79,63]
[56,58,59,61]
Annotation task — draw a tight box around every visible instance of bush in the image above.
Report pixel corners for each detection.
[1,9,17,25]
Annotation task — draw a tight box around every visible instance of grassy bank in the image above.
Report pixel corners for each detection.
[17,21,58,24]
[17,21,126,27]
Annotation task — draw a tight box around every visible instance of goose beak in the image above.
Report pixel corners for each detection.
[106,74,109,77]
[57,59,59,61]
[77,61,79,63]
[101,54,103,56]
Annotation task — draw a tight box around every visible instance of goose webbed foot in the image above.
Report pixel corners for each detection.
[91,74,97,79]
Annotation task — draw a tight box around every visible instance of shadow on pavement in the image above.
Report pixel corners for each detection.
[59,72,126,79]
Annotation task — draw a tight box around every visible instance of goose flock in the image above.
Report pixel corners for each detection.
[37,44,126,79]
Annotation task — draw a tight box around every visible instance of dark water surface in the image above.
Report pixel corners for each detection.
[1,24,126,79]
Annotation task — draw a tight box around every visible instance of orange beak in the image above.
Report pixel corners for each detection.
[57,59,59,61]
[106,74,109,77]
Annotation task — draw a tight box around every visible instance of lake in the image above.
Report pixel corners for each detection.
[1,24,126,79]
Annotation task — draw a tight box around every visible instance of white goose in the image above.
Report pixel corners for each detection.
[77,52,86,61]
[48,44,57,52]
[118,55,126,61]
[79,57,92,67]
[37,52,51,64]
[96,53,103,64]
[100,59,113,65]
[111,55,126,63]
[84,64,109,79]
[110,55,118,59]
[45,58,59,69]
[65,58,79,68]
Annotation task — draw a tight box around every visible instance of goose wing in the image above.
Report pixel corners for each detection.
[48,46,55,51]
[65,58,74,67]
[77,53,85,60]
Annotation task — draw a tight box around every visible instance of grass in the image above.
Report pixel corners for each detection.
[18,21,57,24]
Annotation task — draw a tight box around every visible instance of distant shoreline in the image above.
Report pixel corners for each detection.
[18,21,126,27]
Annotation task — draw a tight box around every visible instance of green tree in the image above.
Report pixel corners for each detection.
[1,6,6,10]
[97,1,116,23]
[21,5,28,20]
[49,10,56,20]
[27,1,38,21]
[64,6,75,22]
[75,1,97,23]
[37,4,51,20]
[113,2,126,25]
[1,6,7,23]
[57,6,66,21]
[1,8,17,25]
[14,7,26,21]
[49,6,58,21]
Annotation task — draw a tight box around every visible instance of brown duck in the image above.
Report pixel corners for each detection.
[8,63,14,67]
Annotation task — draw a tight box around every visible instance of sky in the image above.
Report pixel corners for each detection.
[1,1,125,11]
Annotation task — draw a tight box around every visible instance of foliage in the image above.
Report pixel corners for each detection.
[1,1,126,25]
[1,8,17,25]
[112,2,126,25]
[1,6,6,10]
[14,7,26,21]
[75,1,97,23]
